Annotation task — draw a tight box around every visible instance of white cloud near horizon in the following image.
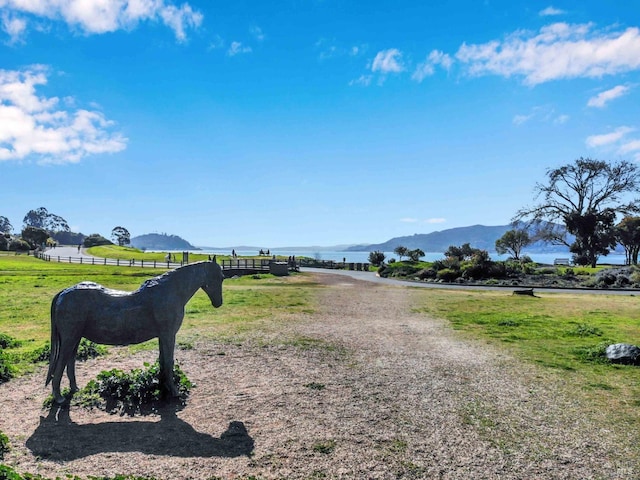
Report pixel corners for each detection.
[539,6,566,17]
[0,0,203,43]
[587,85,631,107]
[456,23,640,85]
[0,66,127,164]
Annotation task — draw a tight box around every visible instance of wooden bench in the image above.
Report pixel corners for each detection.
[553,258,570,266]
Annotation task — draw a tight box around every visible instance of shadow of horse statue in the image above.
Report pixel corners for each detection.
[26,404,254,460]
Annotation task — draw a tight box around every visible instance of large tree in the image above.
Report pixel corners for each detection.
[515,158,640,267]
[23,207,70,234]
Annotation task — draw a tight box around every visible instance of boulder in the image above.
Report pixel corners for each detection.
[605,343,640,365]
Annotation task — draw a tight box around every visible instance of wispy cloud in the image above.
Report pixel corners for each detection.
[227,41,252,56]
[513,105,569,126]
[0,0,203,43]
[539,6,566,17]
[412,50,453,82]
[349,75,372,87]
[0,66,127,164]
[371,49,405,73]
[585,126,640,161]
[456,23,640,85]
[587,85,631,107]
[1,11,27,44]
[585,126,634,147]
[250,25,265,42]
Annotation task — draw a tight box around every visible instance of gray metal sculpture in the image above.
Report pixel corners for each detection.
[46,257,224,404]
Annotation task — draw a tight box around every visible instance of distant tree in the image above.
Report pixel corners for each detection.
[407,248,425,262]
[83,234,112,247]
[615,216,640,265]
[23,207,70,234]
[0,216,12,234]
[445,243,478,261]
[368,250,386,266]
[495,229,531,261]
[111,226,131,247]
[394,246,408,261]
[515,158,640,267]
[21,226,49,249]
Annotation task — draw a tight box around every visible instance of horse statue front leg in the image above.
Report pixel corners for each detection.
[158,333,179,397]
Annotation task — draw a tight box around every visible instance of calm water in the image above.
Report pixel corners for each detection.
[193,249,627,265]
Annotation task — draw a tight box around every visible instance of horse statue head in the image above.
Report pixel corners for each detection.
[203,255,224,308]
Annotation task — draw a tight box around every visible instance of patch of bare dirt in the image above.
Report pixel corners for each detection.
[1,273,637,479]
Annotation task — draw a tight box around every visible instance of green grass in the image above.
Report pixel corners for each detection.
[413,288,640,417]
[0,255,316,374]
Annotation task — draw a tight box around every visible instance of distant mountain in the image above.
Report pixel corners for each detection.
[131,233,198,251]
[346,224,569,254]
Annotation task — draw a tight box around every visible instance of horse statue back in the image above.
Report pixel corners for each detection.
[47,258,224,404]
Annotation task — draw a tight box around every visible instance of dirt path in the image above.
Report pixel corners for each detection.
[0,273,635,479]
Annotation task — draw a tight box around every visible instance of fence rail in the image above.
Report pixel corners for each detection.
[37,252,184,269]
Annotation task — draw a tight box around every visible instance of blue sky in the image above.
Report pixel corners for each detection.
[1,1,639,247]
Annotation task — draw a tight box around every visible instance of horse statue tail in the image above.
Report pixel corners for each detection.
[45,292,62,387]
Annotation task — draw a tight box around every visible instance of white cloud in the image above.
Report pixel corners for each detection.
[400,217,418,223]
[587,85,631,107]
[456,23,640,85]
[585,126,634,148]
[619,139,640,154]
[513,113,533,125]
[2,11,27,44]
[349,74,372,87]
[412,50,453,82]
[371,48,404,73]
[513,105,568,126]
[426,218,446,224]
[539,6,566,16]
[0,66,127,164]
[227,41,252,56]
[0,0,202,42]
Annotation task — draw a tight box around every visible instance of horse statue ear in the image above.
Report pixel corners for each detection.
[210,255,217,263]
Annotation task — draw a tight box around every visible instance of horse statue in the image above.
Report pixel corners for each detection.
[46,257,224,404]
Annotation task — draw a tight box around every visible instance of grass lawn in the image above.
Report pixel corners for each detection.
[0,255,316,375]
[414,288,640,423]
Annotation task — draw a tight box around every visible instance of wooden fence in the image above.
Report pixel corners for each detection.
[35,252,299,274]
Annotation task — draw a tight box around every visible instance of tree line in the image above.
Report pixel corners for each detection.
[369,157,640,267]
[0,207,131,251]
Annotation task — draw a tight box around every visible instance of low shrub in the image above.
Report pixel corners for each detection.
[436,268,459,282]
[567,324,603,337]
[0,430,9,459]
[30,339,106,363]
[0,334,20,349]
[0,348,13,384]
[60,362,194,415]
[572,341,612,364]
[0,465,158,480]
